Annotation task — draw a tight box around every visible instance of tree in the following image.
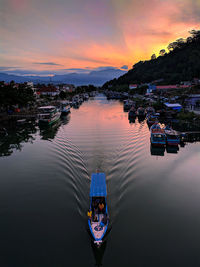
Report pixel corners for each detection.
[159,49,166,56]
[167,42,177,51]
[59,90,66,99]
[151,54,156,60]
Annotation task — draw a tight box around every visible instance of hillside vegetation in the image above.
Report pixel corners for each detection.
[103,30,200,88]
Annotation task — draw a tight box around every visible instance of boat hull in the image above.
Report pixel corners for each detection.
[166,140,180,146]
[39,114,60,126]
[88,173,109,246]
[88,215,108,245]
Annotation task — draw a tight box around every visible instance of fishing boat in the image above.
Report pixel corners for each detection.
[88,173,109,246]
[38,106,61,126]
[164,126,180,146]
[150,123,166,146]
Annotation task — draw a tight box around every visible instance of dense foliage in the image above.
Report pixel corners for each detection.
[0,81,35,109]
[103,30,200,88]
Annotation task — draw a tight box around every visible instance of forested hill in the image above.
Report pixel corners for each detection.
[103,30,200,88]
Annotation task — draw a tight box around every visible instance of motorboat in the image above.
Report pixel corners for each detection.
[146,114,158,126]
[164,126,180,146]
[38,106,61,126]
[150,123,166,146]
[88,173,109,247]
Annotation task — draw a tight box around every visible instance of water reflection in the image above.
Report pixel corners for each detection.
[39,121,62,140]
[60,113,71,125]
[0,122,37,157]
[137,115,145,123]
[91,240,107,267]
[128,117,136,124]
[166,145,179,154]
[0,115,71,156]
[150,145,165,156]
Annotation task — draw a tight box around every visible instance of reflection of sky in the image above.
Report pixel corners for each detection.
[0,0,200,73]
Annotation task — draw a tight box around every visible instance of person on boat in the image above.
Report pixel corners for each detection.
[93,215,98,222]
[98,202,104,213]
[87,210,92,219]
[101,214,108,225]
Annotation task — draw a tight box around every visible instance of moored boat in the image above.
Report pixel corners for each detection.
[164,126,180,146]
[38,106,61,126]
[88,173,109,246]
[147,114,158,126]
[150,123,166,146]
[60,101,71,116]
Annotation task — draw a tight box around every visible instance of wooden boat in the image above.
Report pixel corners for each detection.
[150,123,166,147]
[164,126,180,146]
[38,106,61,126]
[88,173,109,246]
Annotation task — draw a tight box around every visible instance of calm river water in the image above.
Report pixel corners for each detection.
[1,94,200,266]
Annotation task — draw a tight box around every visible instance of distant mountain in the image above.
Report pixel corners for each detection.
[103,30,200,88]
[0,68,126,86]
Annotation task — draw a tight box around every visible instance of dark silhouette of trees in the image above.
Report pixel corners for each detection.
[0,82,35,109]
[103,30,200,88]
[151,54,156,60]
[59,90,67,99]
[159,49,166,56]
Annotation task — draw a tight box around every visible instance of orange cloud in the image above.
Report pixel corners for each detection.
[1,0,200,71]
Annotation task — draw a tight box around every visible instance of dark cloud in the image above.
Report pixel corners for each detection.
[121,65,128,70]
[0,66,22,71]
[62,68,91,73]
[92,66,118,71]
[33,62,63,66]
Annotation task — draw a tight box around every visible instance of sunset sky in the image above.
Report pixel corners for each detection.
[0,0,200,75]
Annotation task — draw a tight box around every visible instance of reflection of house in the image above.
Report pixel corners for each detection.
[129,84,138,90]
[37,86,59,96]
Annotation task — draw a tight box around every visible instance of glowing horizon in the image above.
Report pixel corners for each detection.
[0,0,200,74]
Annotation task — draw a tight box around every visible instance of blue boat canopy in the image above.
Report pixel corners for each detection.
[90,173,107,197]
